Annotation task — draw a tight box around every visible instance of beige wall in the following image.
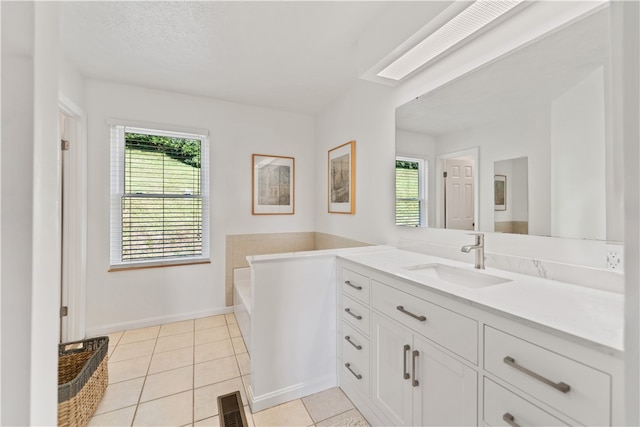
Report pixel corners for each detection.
[494,221,529,235]
[225,232,369,305]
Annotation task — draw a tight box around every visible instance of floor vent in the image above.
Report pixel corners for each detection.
[217,391,248,427]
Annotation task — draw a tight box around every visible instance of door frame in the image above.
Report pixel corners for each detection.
[435,147,479,230]
[58,94,87,342]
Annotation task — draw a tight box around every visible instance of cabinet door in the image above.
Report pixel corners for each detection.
[371,313,414,426]
[413,336,477,426]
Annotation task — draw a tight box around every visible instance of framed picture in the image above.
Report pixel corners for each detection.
[328,140,356,214]
[494,174,507,211]
[252,154,295,215]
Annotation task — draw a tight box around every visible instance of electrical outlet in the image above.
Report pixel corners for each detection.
[606,245,623,271]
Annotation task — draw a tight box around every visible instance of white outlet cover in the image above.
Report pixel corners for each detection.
[606,243,624,271]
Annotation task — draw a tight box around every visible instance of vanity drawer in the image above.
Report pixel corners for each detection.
[484,378,570,426]
[341,322,370,396]
[371,280,477,363]
[484,326,610,426]
[342,268,370,305]
[342,295,370,336]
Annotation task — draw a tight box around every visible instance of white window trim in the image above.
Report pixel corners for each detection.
[109,122,210,269]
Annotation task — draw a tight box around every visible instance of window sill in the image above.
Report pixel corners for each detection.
[109,258,211,272]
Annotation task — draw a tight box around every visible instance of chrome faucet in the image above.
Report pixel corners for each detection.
[461,233,485,269]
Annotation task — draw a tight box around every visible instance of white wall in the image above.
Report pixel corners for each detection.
[59,59,85,109]
[84,80,316,335]
[315,81,396,245]
[30,4,61,423]
[1,23,35,427]
[616,0,640,423]
[1,2,60,424]
[551,67,606,240]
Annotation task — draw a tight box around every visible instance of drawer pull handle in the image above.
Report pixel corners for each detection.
[412,350,420,387]
[345,308,363,320]
[403,344,410,380]
[502,413,521,427]
[503,356,571,393]
[345,280,362,290]
[397,305,427,322]
[345,363,362,380]
[345,336,363,350]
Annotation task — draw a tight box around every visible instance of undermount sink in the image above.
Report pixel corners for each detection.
[402,263,511,289]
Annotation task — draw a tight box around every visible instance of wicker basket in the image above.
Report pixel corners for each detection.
[58,336,109,427]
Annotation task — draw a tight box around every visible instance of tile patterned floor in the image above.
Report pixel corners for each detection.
[89,313,368,426]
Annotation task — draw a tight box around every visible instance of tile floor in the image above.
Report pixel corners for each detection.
[89,313,368,426]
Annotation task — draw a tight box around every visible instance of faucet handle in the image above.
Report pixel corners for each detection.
[466,233,484,245]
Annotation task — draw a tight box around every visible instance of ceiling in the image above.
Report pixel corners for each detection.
[59,1,403,115]
[395,6,610,136]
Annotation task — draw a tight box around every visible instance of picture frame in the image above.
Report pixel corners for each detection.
[252,154,295,215]
[328,140,356,214]
[494,174,507,211]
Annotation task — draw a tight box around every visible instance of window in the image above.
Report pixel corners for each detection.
[396,156,426,227]
[110,124,209,268]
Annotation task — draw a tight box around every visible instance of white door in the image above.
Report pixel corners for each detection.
[444,159,474,230]
[413,336,478,426]
[371,313,414,426]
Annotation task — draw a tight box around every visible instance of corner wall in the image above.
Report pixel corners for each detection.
[84,80,316,335]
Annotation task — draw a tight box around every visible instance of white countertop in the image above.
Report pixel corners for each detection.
[338,248,624,357]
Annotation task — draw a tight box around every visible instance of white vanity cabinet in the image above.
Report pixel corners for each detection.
[338,262,478,427]
[339,267,372,399]
[371,312,477,427]
[336,258,623,427]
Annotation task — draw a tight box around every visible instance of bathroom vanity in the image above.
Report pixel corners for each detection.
[336,249,624,427]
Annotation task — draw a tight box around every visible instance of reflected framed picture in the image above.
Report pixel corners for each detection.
[252,154,295,215]
[328,140,356,214]
[494,174,507,211]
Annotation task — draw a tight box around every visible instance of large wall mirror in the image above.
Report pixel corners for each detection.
[395,4,622,242]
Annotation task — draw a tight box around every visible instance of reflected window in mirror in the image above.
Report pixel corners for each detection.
[396,156,427,227]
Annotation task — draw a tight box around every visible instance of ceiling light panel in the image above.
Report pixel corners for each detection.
[377,0,523,81]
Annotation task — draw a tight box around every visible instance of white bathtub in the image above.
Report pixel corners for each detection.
[233,267,251,354]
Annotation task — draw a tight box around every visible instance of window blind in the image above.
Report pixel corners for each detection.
[110,125,209,267]
[396,157,426,227]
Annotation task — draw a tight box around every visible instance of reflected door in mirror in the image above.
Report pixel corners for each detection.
[444,158,474,230]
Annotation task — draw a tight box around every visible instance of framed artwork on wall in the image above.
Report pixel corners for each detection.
[328,140,356,214]
[252,154,295,215]
[494,174,507,211]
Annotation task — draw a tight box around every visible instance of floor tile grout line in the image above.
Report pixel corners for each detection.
[192,318,196,427]
[129,324,160,427]
[299,394,318,425]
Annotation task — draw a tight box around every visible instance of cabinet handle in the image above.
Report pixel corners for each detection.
[345,336,363,350]
[397,305,427,322]
[403,344,410,380]
[502,413,521,427]
[345,363,362,380]
[345,280,362,290]
[412,350,420,387]
[344,308,363,320]
[503,356,571,393]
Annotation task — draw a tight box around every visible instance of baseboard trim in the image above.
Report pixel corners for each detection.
[249,376,337,413]
[85,306,233,337]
